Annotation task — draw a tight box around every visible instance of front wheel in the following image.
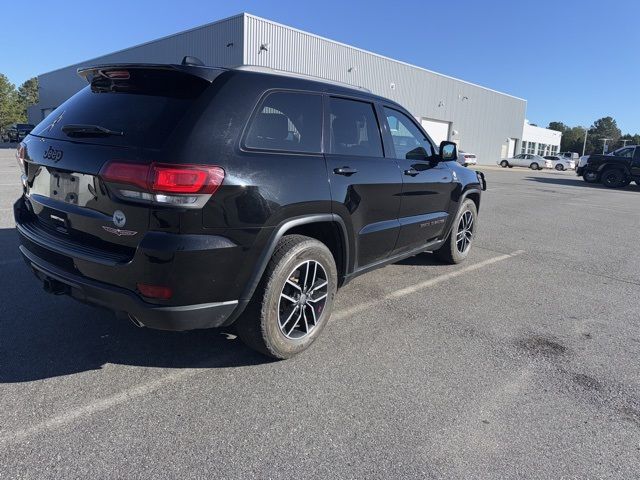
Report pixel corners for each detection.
[434,199,478,264]
[530,162,539,170]
[583,171,599,183]
[500,160,509,168]
[235,235,337,359]
[555,164,564,171]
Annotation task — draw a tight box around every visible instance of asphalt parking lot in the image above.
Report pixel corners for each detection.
[0,144,639,479]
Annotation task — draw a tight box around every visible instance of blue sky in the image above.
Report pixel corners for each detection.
[2,0,638,133]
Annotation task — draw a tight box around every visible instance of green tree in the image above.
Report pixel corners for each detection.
[587,116,621,154]
[17,77,38,117]
[547,121,568,134]
[0,73,24,128]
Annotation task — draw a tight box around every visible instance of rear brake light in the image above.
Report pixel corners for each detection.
[150,165,224,194]
[100,161,224,206]
[137,283,173,300]
[16,144,26,173]
[103,70,130,80]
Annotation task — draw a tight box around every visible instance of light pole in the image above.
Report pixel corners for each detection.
[582,128,588,156]
[601,138,612,154]
[621,139,632,147]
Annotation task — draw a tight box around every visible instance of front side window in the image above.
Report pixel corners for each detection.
[383,107,435,160]
[245,91,322,153]
[613,147,634,158]
[328,97,383,157]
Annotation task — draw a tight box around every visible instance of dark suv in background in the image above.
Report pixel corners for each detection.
[14,59,484,358]
[577,145,640,188]
[3,123,35,142]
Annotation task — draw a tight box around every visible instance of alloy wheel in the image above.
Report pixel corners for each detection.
[456,210,474,254]
[277,260,328,340]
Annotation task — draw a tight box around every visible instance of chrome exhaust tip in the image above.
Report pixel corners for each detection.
[128,314,144,328]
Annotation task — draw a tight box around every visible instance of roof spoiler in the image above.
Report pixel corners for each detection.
[77,62,226,83]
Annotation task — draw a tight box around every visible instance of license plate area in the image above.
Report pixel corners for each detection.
[50,172,80,204]
[29,166,97,207]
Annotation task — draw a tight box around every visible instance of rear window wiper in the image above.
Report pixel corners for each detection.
[62,124,124,137]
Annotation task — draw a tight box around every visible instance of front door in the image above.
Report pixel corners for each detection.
[381,106,455,254]
[324,96,403,269]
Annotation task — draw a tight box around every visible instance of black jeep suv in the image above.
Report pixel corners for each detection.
[14,60,485,358]
[577,145,640,188]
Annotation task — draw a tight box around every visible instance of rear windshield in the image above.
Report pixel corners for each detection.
[31,69,212,149]
[17,124,34,130]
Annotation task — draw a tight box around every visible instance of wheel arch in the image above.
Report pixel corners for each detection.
[242,214,349,301]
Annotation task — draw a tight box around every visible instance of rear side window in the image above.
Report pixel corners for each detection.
[31,68,212,149]
[244,91,322,153]
[328,97,383,157]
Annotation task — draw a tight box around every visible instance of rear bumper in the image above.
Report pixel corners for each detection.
[576,166,584,176]
[19,245,238,330]
[14,196,246,330]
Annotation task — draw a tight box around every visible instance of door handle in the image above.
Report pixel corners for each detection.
[333,167,358,176]
[404,168,419,177]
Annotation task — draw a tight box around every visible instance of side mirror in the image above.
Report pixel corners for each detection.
[440,141,458,161]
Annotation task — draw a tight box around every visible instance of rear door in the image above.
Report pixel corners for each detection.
[20,67,214,257]
[381,106,454,254]
[324,96,402,269]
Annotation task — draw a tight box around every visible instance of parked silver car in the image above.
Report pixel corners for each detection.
[498,153,545,170]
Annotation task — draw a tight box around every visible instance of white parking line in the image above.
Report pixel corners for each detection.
[0,249,524,446]
[332,250,525,322]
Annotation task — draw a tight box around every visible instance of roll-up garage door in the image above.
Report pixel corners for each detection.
[420,118,450,145]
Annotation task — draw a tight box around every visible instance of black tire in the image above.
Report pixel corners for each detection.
[555,164,564,171]
[530,162,539,170]
[234,234,337,359]
[600,168,629,188]
[434,199,478,264]
[500,160,509,168]
[583,171,599,183]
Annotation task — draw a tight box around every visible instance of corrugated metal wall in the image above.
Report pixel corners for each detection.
[243,14,526,164]
[34,15,244,119]
[33,13,526,164]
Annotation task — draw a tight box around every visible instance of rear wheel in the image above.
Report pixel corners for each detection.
[601,169,629,188]
[434,199,477,264]
[530,162,539,170]
[500,160,509,168]
[555,164,564,171]
[235,235,337,359]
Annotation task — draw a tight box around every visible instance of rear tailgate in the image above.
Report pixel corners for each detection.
[18,66,219,262]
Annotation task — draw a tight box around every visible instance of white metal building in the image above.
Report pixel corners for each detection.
[521,121,562,157]
[29,13,529,165]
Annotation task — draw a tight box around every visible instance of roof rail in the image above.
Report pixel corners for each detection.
[234,65,371,93]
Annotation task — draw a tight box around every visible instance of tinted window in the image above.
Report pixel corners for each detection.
[614,147,634,158]
[245,91,322,153]
[328,97,383,157]
[31,68,213,149]
[384,107,435,160]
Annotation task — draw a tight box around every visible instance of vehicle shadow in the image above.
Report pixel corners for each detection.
[524,176,640,192]
[395,252,442,266]
[0,228,271,383]
[0,142,17,150]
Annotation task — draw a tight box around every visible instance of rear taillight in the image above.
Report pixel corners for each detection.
[100,161,224,207]
[16,144,26,174]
